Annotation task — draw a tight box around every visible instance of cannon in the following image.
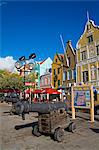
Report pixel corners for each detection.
[15,101,76,142]
[15,101,68,118]
[9,99,22,115]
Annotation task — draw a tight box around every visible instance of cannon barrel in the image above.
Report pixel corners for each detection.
[15,101,68,120]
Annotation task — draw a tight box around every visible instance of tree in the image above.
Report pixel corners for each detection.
[0,70,24,92]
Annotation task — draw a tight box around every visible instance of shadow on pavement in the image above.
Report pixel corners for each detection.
[90,128,99,133]
[76,115,89,121]
[3,111,10,114]
[15,121,38,130]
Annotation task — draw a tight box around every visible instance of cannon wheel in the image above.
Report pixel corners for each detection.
[68,122,76,133]
[54,127,64,142]
[32,124,41,137]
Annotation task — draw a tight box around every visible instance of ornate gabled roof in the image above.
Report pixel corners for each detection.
[59,54,64,60]
[76,19,99,49]
[67,40,76,55]
[56,53,64,62]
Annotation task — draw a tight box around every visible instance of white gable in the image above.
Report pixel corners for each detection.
[40,57,52,76]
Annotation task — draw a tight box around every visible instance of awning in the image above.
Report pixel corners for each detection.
[25,89,31,94]
[26,89,43,94]
[33,89,43,94]
[25,88,61,94]
[41,88,61,94]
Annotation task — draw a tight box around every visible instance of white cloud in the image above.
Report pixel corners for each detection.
[0,56,17,72]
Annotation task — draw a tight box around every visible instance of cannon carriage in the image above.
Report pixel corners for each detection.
[15,101,76,142]
[33,108,76,142]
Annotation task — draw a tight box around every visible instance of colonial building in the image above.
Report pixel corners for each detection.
[51,53,64,89]
[76,18,99,101]
[40,68,52,89]
[63,40,76,101]
[39,57,52,76]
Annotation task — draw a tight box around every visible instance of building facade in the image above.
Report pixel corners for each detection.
[76,19,99,101]
[40,68,52,89]
[63,40,76,101]
[39,57,52,76]
[51,53,64,89]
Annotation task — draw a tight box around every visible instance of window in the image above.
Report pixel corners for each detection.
[96,45,99,55]
[58,80,60,86]
[54,80,56,87]
[87,35,93,43]
[54,69,56,75]
[58,68,60,74]
[42,78,44,85]
[81,51,87,60]
[67,70,72,80]
[87,24,91,30]
[74,70,76,80]
[69,70,72,80]
[49,68,52,73]
[63,71,67,81]
[83,71,88,82]
[56,59,57,62]
[45,78,48,85]
[48,77,50,84]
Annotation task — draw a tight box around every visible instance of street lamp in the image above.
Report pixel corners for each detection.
[15,53,36,100]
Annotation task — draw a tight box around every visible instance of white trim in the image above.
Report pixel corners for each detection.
[69,43,76,55]
[96,62,99,81]
[76,50,78,63]
[72,70,74,79]
[67,71,69,80]
[87,45,89,59]
[76,65,78,83]
[88,63,91,82]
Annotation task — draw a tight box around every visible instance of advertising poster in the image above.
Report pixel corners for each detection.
[74,88,91,108]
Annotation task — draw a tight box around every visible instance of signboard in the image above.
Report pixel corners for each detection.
[25,82,35,86]
[74,88,91,108]
[72,85,94,122]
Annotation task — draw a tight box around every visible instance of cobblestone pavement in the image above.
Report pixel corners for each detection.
[0,103,99,150]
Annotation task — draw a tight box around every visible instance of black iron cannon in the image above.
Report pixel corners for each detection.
[15,101,68,119]
[15,101,76,142]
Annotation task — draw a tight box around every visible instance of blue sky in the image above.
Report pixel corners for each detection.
[1,0,99,61]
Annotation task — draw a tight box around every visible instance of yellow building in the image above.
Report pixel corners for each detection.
[52,53,64,89]
[76,17,99,103]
